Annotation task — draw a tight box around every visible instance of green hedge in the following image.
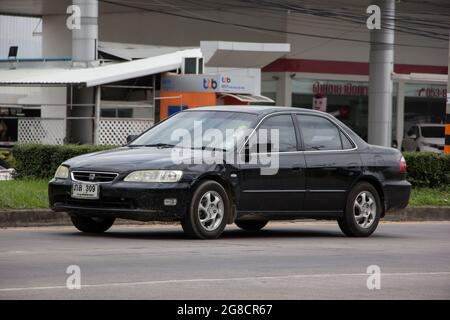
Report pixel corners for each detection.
[9,144,450,186]
[403,152,450,188]
[12,144,117,179]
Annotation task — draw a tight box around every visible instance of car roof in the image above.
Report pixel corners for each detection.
[185,105,319,116]
[417,123,444,127]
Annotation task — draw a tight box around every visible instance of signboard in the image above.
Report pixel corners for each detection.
[161,73,255,94]
[292,79,370,97]
[404,83,447,98]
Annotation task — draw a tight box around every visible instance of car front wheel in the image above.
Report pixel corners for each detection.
[181,180,230,239]
[70,215,115,233]
[338,182,381,237]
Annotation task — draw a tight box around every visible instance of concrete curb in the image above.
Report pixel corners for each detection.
[0,207,450,228]
[0,209,154,228]
[384,207,450,222]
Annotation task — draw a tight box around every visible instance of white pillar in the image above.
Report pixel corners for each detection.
[368,0,395,147]
[276,72,292,107]
[72,0,98,68]
[396,80,405,150]
[94,85,101,145]
[445,34,450,154]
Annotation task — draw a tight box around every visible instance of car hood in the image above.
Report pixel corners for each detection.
[64,147,211,172]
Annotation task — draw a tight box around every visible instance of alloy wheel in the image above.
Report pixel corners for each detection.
[353,191,377,229]
[198,191,224,231]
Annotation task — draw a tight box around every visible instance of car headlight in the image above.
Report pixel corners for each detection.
[54,165,69,179]
[124,170,183,183]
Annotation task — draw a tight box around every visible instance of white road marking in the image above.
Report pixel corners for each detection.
[1,271,449,292]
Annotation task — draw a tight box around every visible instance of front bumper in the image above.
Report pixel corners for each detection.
[48,179,192,221]
[384,180,411,212]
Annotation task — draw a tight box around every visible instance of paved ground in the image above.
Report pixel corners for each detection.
[0,221,449,299]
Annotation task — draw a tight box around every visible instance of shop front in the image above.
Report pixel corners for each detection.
[402,82,447,129]
[284,76,446,146]
[291,78,396,141]
[159,73,274,120]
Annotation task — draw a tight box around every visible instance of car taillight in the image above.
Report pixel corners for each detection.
[399,156,407,173]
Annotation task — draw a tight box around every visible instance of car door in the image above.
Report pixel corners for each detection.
[295,113,362,213]
[238,113,306,212]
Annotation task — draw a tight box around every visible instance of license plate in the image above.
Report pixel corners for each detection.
[71,182,99,199]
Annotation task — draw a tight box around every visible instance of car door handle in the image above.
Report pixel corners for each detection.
[291,167,302,172]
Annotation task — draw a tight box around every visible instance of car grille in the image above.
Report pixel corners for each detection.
[71,171,118,183]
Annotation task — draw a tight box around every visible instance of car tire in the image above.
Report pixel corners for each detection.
[235,220,268,231]
[337,182,381,237]
[70,215,115,233]
[181,180,230,239]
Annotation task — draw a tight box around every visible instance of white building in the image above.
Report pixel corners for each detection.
[0,0,448,148]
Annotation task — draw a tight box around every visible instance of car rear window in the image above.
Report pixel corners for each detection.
[421,126,444,138]
[296,115,344,151]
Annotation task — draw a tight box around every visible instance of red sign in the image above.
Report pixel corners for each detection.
[417,87,447,98]
[312,81,368,96]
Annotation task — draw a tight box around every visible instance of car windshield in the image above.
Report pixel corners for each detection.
[421,126,444,138]
[130,110,257,151]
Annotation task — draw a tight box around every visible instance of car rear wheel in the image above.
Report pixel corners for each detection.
[181,180,230,239]
[235,220,268,231]
[70,215,115,233]
[338,182,381,237]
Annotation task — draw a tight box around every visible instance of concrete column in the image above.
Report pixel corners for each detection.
[445,34,450,154]
[72,0,98,68]
[94,85,101,145]
[69,86,95,144]
[396,80,405,150]
[368,0,395,147]
[68,0,98,144]
[276,72,292,107]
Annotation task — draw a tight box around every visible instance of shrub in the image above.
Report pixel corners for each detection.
[0,148,16,168]
[403,152,450,188]
[10,144,450,187]
[12,144,117,179]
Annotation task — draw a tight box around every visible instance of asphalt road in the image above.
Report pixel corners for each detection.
[0,221,449,300]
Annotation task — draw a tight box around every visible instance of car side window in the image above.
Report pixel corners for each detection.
[296,115,343,151]
[340,132,354,149]
[257,115,297,152]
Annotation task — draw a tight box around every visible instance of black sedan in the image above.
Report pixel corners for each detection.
[49,106,411,239]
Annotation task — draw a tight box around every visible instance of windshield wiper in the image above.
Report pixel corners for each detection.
[192,146,227,152]
[144,143,177,148]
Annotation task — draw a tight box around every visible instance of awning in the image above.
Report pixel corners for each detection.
[392,72,447,84]
[219,93,274,103]
[201,41,290,68]
[98,41,196,61]
[0,48,202,87]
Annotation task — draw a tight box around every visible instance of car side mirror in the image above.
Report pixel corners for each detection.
[391,140,398,149]
[126,135,138,143]
[256,142,273,153]
[244,143,250,163]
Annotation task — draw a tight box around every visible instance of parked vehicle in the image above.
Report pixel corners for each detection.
[0,165,14,180]
[402,124,444,153]
[49,106,411,239]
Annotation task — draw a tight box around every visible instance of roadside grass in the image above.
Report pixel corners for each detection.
[409,187,450,207]
[0,179,449,209]
[0,179,49,209]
